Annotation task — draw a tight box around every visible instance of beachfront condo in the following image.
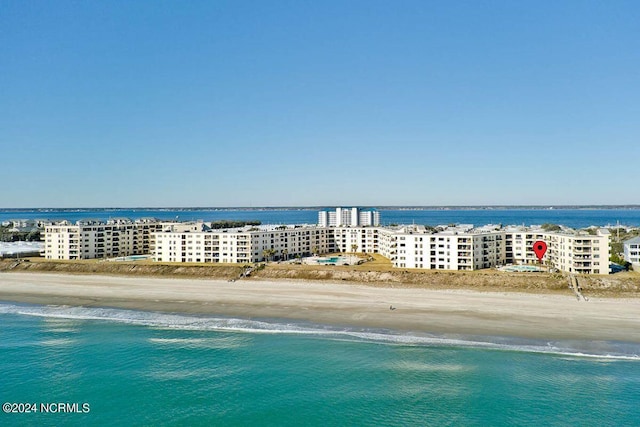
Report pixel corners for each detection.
[44,218,183,260]
[43,214,610,274]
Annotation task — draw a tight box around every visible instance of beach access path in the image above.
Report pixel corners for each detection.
[1,272,639,343]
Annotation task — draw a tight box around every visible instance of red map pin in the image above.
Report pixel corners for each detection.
[533,240,547,261]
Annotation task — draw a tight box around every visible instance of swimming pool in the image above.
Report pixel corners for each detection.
[110,255,152,262]
[316,256,352,265]
[317,257,340,264]
[500,265,546,273]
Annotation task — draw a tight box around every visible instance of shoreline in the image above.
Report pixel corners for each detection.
[1,272,640,343]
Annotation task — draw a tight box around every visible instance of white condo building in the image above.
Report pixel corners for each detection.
[624,237,640,269]
[44,218,183,260]
[150,223,610,275]
[43,209,611,275]
[318,207,380,227]
[152,224,336,264]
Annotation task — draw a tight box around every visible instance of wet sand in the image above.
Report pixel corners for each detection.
[1,272,639,342]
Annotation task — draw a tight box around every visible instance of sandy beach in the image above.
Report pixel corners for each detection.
[1,272,639,342]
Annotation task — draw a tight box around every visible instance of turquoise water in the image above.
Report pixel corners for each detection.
[111,255,151,262]
[317,256,344,264]
[500,265,546,273]
[1,302,639,426]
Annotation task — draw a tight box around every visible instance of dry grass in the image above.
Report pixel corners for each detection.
[0,258,244,279]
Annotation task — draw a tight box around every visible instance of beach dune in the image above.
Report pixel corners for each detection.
[1,272,639,342]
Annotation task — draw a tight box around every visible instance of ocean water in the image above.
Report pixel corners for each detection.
[1,302,639,426]
[1,208,640,229]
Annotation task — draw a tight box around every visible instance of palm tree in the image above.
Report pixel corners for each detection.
[282,248,288,261]
[263,249,276,263]
[312,246,319,256]
[350,243,358,265]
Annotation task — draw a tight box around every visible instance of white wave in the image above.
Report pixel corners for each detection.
[555,353,640,362]
[148,337,245,349]
[149,337,207,345]
[39,338,76,347]
[42,328,79,334]
[147,366,239,381]
[41,318,80,333]
[393,383,468,398]
[392,361,470,372]
[1,302,639,361]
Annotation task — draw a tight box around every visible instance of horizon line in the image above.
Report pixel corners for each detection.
[2,204,640,211]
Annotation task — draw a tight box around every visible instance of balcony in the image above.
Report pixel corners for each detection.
[574,248,591,253]
[574,240,591,245]
[573,262,592,268]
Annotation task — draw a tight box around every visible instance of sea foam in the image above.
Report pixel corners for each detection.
[1,301,638,361]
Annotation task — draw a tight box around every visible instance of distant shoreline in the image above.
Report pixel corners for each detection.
[2,205,640,212]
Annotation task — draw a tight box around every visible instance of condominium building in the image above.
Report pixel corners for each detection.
[503,226,610,275]
[624,237,640,268]
[43,215,611,274]
[44,218,181,260]
[318,207,380,227]
[380,226,609,274]
[152,225,336,263]
[377,225,505,271]
[150,222,609,274]
[542,230,609,275]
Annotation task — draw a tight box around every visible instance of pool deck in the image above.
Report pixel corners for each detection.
[499,264,547,273]
[303,255,360,266]
[107,255,153,262]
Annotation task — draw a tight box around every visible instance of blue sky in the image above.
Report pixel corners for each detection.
[1,1,638,207]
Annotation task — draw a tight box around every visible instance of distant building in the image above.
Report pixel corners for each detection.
[5,219,39,233]
[0,241,44,258]
[317,207,380,227]
[624,236,640,269]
